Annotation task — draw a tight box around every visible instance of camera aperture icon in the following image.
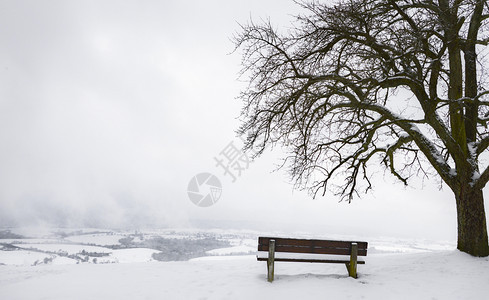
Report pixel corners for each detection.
[187,173,222,207]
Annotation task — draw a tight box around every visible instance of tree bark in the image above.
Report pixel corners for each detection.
[455,185,489,256]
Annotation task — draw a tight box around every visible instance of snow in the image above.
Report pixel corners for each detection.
[206,245,256,255]
[1,229,489,299]
[0,250,52,266]
[12,244,112,256]
[109,248,159,263]
[0,239,64,244]
[51,256,78,265]
[3,244,158,265]
[0,251,488,299]
[65,234,126,246]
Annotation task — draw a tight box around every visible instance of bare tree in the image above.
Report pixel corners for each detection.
[235,0,489,256]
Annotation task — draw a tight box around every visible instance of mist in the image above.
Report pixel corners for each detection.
[0,0,475,242]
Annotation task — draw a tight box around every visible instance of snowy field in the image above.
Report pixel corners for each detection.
[1,228,489,299]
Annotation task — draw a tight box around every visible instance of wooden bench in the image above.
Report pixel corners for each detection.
[257,237,368,282]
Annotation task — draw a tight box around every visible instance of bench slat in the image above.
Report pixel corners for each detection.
[258,244,367,256]
[257,257,366,264]
[258,237,368,250]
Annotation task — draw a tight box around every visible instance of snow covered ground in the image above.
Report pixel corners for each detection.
[1,228,488,299]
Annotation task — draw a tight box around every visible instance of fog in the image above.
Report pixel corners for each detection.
[0,0,477,242]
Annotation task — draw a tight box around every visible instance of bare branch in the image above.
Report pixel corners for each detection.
[235,0,488,199]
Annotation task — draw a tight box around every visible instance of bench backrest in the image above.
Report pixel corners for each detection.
[258,237,368,256]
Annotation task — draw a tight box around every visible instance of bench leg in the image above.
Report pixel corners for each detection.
[347,242,358,278]
[267,239,275,282]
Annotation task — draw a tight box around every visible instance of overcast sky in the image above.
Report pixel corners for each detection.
[0,0,481,242]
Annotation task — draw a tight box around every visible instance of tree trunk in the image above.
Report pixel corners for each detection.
[455,186,489,256]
